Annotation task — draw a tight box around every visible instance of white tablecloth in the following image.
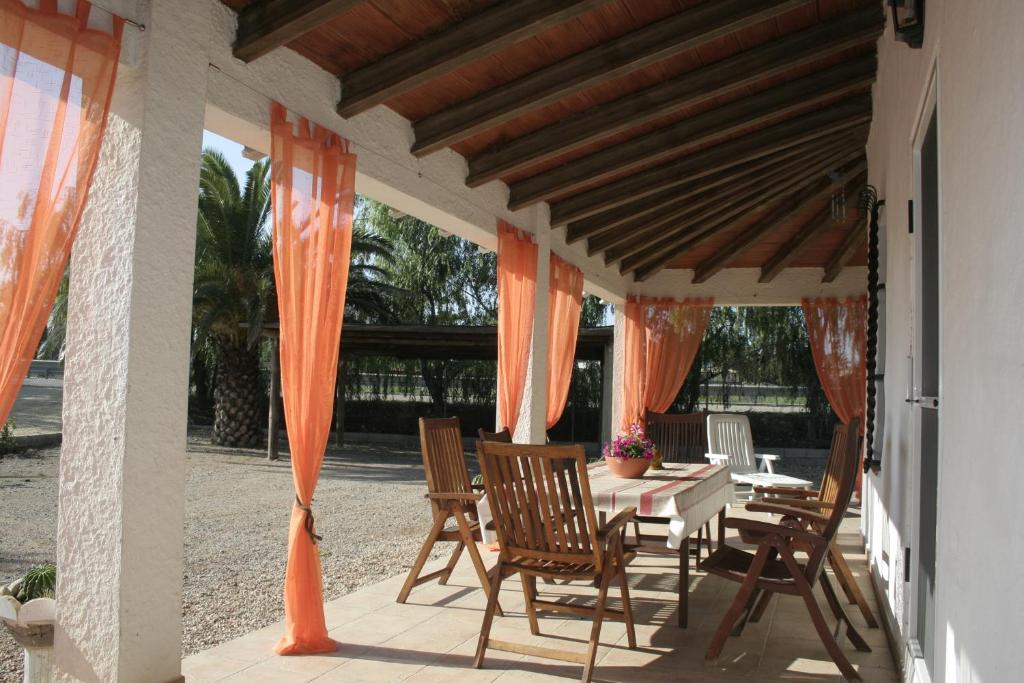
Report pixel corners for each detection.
[477,462,734,550]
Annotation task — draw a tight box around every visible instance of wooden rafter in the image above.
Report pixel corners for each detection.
[758,172,867,283]
[688,158,868,284]
[822,218,868,282]
[508,56,875,210]
[467,5,882,188]
[234,0,361,62]
[598,143,854,264]
[549,96,872,226]
[337,0,613,118]
[624,146,865,278]
[563,135,844,244]
[410,0,808,156]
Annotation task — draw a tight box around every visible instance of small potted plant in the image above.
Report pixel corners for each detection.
[603,424,656,478]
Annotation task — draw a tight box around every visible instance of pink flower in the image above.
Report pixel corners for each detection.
[603,424,655,460]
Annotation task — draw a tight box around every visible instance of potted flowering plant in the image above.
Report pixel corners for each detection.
[603,424,656,478]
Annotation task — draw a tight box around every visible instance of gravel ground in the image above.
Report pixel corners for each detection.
[1,436,449,682]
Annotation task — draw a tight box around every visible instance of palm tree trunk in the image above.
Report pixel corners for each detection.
[212,340,264,447]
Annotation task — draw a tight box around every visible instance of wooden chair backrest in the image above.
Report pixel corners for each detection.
[646,411,707,464]
[419,417,472,516]
[804,417,861,579]
[706,413,757,473]
[817,422,858,506]
[476,442,602,570]
[478,427,512,443]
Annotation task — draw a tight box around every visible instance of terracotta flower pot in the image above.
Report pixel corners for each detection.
[605,455,651,479]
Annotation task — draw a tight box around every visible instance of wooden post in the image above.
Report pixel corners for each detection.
[335,355,346,448]
[267,337,280,461]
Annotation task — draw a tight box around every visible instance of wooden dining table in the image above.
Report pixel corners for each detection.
[477,461,734,628]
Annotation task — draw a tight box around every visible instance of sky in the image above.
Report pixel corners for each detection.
[201,130,256,182]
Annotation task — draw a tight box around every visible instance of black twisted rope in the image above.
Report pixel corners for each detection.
[861,186,882,473]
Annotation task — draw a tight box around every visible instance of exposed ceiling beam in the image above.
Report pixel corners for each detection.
[508,56,876,210]
[688,158,868,284]
[466,5,882,187]
[336,0,613,118]
[758,173,867,283]
[597,143,852,264]
[234,0,361,62]
[410,0,809,156]
[822,217,868,282]
[623,145,863,278]
[563,135,843,244]
[549,96,872,226]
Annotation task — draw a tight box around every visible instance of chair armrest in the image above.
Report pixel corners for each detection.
[598,507,637,539]
[724,517,827,549]
[425,492,483,502]
[705,453,730,464]
[745,502,831,527]
[777,498,835,510]
[755,453,781,461]
[753,485,818,497]
[755,453,779,473]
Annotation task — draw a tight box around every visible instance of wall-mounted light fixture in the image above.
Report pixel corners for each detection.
[889,0,924,48]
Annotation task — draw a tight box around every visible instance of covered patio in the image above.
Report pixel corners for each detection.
[4,0,1023,681]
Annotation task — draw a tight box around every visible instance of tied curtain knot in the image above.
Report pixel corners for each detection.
[294,495,323,544]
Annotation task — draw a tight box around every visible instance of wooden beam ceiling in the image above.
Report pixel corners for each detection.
[758,173,866,283]
[234,0,361,62]
[562,135,842,244]
[336,0,613,118]
[549,96,872,226]
[822,217,868,282]
[466,4,883,187]
[507,56,876,210]
[624,145,864,279]
[595,142,851,264]
[410,0,808,156]
[688,159,868,283]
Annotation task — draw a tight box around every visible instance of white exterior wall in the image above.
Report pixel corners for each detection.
[863,1,1024,681]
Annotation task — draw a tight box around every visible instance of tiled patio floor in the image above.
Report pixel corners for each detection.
[183,511,897,682]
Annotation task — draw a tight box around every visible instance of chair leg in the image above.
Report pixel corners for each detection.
[696,526,703,571]
[748,589,774,624]
[438,541,464,586]
[706,545,771,664]
[474,561,506,669]
[615,542,637,649]
[779,548,862,681]
[829,547,880,628]
[582,556,615,683]
[819,570,872,653]
[453,506,504,618]
[678,537,689,628]
[397,509,447,603]
[730,588,763,637]
[633,520,642,545]
[705,520,713,554]
[521,574,540,635]
[734,547,777,633]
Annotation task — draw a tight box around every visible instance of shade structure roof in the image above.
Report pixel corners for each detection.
[224,0,880,284]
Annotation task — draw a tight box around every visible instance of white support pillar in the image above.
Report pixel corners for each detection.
[610,303,627,438]
[513,219,550,444]
[53,3,210,681]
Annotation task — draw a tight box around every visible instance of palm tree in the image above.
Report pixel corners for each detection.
[192,150,273,447]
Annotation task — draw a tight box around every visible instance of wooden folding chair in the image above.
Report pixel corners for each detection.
[397,417,501,614]
[749,424,879,628]
[701,418,872,681]
[477,427,512,443]
[474,442,637,683]
[632,412,714,569]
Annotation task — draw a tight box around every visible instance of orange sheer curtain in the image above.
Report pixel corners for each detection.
[545,254,583,429]
[496,221,537,434]
[270,103,355,655]
[802,296,867,496]
[622,297,713,429]
[0,0,122,424]
[801,296,867,430]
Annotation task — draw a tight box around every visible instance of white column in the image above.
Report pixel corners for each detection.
[513,221,550,444]
[54,2,210,681]
[610,303,627,437]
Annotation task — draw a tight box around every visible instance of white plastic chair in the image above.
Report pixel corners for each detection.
[705,414,811,497]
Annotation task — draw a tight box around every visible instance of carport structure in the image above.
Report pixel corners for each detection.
[48,1,885,680]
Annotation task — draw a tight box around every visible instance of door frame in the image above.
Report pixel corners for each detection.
[905,59,942,683]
